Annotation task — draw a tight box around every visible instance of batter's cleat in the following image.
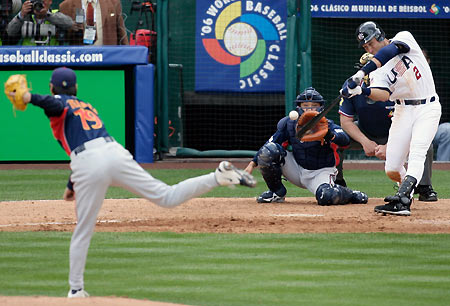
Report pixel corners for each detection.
[215,161,256,187]
[374,196,412,216]
[257,191,285,203]
[350,190,368,204]
[68,289,90,298]
[416,185,438,202]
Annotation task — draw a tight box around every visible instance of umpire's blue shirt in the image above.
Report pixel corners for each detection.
[338,94,395,139]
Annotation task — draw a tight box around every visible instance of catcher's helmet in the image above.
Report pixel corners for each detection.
[295,87,325,113]
[355,21,385,48]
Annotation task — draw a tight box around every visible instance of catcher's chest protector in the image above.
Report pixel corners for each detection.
[286,120,336,169]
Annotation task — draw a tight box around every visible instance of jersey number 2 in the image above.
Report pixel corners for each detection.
[74,108,103,130]
[413,66,422,80]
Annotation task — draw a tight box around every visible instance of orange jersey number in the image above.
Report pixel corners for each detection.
[73,108,103,130]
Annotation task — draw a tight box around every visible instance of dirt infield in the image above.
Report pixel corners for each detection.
[2,197,450,234]
[0,296,187,306]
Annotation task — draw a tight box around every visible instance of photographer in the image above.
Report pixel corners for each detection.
[1,0,21,45]
[7,0,73,45]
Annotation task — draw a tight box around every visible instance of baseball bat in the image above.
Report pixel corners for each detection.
[295,94,343,139]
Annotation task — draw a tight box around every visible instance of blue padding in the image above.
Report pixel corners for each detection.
[0,46,148,66]
[134,64,154,163]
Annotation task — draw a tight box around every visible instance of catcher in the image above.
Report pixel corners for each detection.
[245,87,368,205]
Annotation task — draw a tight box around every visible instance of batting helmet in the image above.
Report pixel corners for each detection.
[355,21,385,48]
[295,87,325,113]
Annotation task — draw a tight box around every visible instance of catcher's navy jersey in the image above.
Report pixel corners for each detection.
[338,94,395,138]
[30,94,110,155]
[255,116,350,170]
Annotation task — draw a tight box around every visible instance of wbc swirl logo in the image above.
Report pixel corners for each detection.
[200,1,284,90]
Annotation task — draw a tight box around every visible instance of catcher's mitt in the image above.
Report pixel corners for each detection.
[4,74,29,111]
[296,111,328,143]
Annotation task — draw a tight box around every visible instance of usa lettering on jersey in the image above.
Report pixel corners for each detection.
[387,55,421,84]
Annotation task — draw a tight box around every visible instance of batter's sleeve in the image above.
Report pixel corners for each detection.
[338,96,356,119]
[328,121,350,147]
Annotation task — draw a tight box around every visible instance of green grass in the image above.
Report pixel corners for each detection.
[0,232,449,305]
[1,168,449,305]
[1,169,450,200]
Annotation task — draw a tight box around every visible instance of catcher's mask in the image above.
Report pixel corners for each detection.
[356,21,385,48]
[295,87,325,114]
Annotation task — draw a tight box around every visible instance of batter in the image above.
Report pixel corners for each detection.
[342,21,441,216]
[12,67,256,298]
[337,54,437,202]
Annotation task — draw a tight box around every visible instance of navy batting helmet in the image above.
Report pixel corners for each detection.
[355,21,385,48]
[295,87,325,113]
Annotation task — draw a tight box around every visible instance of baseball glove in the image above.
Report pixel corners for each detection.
[296,111,328,143]
[4,74,29,111]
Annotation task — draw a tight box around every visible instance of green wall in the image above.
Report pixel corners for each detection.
[0,70,125,161]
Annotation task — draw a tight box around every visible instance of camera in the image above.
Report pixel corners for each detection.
[30,0,44,12]
[21,20,55,45]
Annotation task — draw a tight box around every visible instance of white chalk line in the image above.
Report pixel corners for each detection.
[271,213,324,217]
[414,219,450,225]
[0,218,147,228]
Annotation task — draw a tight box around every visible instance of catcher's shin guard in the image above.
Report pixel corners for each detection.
[316,183,342,205]
[256,142,286,167]
[315,184,368,205]
[259,165,286,198]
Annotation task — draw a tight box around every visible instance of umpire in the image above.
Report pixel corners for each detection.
[336,53,438,202]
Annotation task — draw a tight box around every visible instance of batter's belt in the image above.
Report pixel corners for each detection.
[395,96,436,105]
[72,136,115,156]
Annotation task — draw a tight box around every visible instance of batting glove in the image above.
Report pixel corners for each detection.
[340,86,360,98]
[347,85,362,96]
[349,70,365,89]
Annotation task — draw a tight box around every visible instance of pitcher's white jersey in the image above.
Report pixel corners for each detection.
[370,31,437,101]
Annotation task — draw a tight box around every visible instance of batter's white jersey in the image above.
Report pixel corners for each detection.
[368,31,441,183]
[370,31,437,101]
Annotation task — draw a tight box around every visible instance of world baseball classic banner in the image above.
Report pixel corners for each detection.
[195,0,286,92]
[311,1,450,19]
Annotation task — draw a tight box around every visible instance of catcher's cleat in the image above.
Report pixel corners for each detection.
[374,196,412,216]
[350,190,368,204]
[68,289,90,298]
[215,161,256,188]
[257,191,285,203]
[415,185,438,202]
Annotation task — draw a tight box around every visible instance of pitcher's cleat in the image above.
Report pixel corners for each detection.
[215,161,256,187]
[68,289,89,298]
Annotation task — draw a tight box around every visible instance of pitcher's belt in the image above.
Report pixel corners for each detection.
[72,136,114,156]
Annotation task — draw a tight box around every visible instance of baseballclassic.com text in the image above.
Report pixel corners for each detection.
[0,50,103,64]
